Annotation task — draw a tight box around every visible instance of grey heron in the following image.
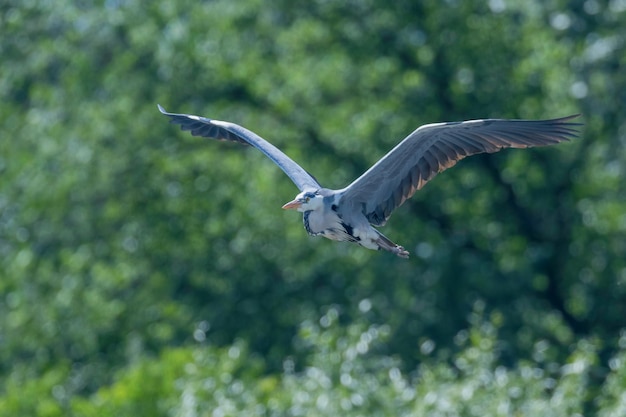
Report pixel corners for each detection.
[158,104,580,258]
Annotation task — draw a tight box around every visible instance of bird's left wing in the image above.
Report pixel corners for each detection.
[158,105,321,191]
[340,115,581,226]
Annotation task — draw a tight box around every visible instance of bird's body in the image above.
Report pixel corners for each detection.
[159,104,580,258]
[289,189,410,257]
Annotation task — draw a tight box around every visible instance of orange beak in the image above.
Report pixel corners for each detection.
[281,199,302,210]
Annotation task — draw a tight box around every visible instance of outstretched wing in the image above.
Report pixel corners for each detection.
[158,105,321,191]
[340,115,581,226]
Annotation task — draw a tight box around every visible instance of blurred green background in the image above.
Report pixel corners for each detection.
[2,0,625,415]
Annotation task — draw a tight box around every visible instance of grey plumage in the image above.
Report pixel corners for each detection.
[159,104,581,258]
[340,117,580,226]
[157,104,320,191]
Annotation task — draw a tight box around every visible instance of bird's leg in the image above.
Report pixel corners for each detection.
[373,230,410,259]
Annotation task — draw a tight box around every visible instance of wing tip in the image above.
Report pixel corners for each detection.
[555,113,583,125]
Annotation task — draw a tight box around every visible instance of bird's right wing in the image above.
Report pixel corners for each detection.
[158,105,321,191]
[341,115,581,226]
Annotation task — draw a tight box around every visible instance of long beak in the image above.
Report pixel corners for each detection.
[282,199,302,210]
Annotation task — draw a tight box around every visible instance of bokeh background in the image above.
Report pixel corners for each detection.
[2,0,625,415]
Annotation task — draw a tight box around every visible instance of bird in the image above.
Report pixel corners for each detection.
[158,104,580,258]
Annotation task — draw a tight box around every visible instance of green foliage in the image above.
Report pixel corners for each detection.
[5,311,626,417]
[1,0,625,414]
[0,364,70,417]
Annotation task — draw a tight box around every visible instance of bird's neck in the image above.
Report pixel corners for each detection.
[303,211,318,236]
[303,210,333,237]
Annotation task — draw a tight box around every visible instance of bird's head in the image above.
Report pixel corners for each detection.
[282,191,323,213]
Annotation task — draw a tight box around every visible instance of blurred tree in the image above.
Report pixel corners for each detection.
[4,310,626,416]
[0,0,625,413]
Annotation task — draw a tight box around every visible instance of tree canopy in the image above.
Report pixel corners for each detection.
[1,0,625,415]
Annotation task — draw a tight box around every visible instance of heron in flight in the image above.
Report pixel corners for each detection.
[158,105,580,258]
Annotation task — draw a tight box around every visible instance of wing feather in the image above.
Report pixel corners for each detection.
[158,105,321,191]
[341,115,581,226]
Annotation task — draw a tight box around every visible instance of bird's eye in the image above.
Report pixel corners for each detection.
[305,197,310,202]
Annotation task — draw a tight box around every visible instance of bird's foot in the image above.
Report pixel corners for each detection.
[373,232,410,259]
[393,245,410,259]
